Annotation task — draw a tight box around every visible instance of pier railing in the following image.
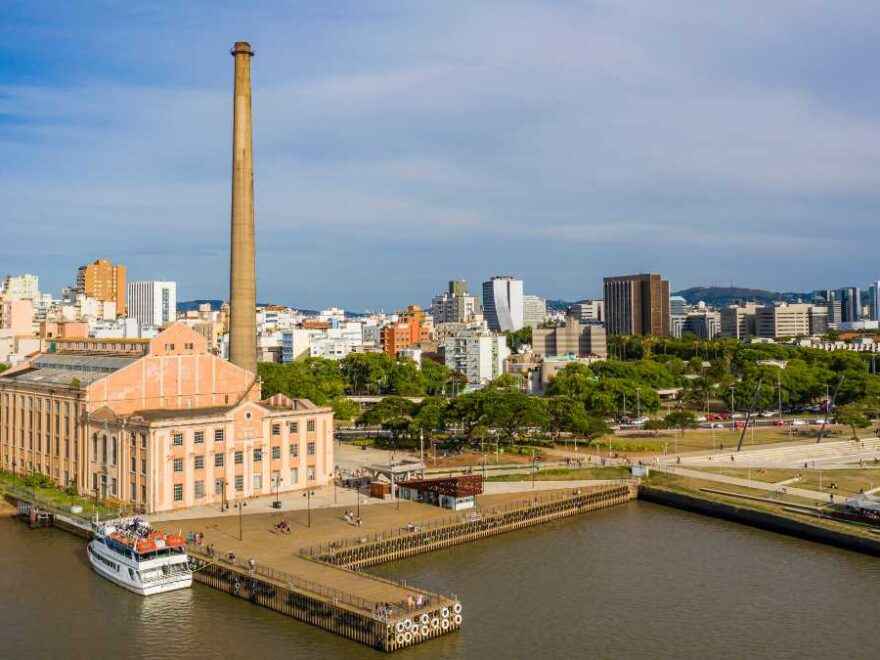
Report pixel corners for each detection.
[299,481,636,561]
[186,543,451,621]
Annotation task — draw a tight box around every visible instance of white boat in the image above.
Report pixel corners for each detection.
[87,518,192,596]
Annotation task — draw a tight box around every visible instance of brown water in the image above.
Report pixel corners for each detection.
[1,502,877,659]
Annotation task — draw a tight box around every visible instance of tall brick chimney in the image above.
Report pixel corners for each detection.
[228,41,257,374]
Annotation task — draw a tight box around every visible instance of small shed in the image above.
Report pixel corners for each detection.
[369,481,392,499]
[398,475,483,511]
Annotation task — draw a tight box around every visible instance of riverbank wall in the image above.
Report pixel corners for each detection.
[639,485,880,557]
[302,483,637,568]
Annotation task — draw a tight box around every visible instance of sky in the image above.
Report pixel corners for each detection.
[3,1,880,310]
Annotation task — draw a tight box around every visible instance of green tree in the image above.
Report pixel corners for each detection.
[421,359,454,396]
[835,403,871,440]
[664,410,698,434]
[505,326,533,353]
[258,359,345,405]
[330,397,360,423]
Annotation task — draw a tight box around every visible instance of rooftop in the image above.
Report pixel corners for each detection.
[1,353,137,387]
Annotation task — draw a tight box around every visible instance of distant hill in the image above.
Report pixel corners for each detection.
[673,287,809,307]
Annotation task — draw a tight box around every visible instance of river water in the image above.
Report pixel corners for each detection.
[1,501,877,659]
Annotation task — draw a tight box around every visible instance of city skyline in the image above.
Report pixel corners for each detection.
[4,3,880,309]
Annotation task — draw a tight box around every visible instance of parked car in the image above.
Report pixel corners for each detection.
[791,419,807,426]
[773,420,786,427]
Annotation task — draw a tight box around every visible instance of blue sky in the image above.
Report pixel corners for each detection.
[3,1,880,310]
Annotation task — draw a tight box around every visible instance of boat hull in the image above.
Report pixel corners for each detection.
[87,540,192,596]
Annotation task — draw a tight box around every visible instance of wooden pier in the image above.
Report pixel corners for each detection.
[301,483,637,568]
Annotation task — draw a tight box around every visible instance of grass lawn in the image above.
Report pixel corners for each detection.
[599,428,838,454]
[486,466,631,483]
[0,471,124,520]
[795,469,880,497]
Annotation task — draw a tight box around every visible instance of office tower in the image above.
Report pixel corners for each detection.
[838,287,861,323]
[522,295,547,328]
[603,273,670,336]
[482,276,524,332]
[127,281,177,328]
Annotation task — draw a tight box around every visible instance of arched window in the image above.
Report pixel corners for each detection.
[102,435,108,464]
[92,433,98,458]
[111,436,117,466]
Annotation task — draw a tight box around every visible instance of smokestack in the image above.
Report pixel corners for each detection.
[228,41,257,374]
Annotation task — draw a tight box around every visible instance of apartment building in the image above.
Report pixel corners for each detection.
[720,303,759,340]
[532,317,608,359]
[443,323,510,388]
[76,259,126,315]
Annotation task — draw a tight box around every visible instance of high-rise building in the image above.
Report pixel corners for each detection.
[603,273,670,336]
[382,305,431,357]
[76,259,126,315]
[838,287,861,323]
[869,281,880,322]
[127,281,177,328]
[720,303,759,339]
[569,299,604,324]
[755,303,811,339]
[522,295,547,329]
[444,323,510,387]
[669,295,687,317]
[431,281,479,324]
[1,274,40,301]
[482,276,524,332]
[683,309,721,339]
[532,317,607,358]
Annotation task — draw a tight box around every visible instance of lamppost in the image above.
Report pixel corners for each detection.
[236,499,247,541]
[219,478,228,513]
[303,489,316,527]
[272,473,282,509]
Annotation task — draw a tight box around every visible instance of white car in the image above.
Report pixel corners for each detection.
[760,411,778,417]
[791,419,806,426]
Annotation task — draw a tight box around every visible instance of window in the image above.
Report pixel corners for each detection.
[194,481,205,498]
[194,431,204,444]
[307,442,316,456]
[271,446,281,460]
[214,479,224,495]
[215,453,224,468]
[141,459,146,474]
[172,433,183,446]
[253,474,262,490]
[307,467,316,481]
[130,457,136,473]
[131,483,136,501]
[287,421,298,434]
[234,475,243,491]
[173,484,183,501]
[194,455,204,470]
[307,419,316,433]
[111,437,117,465]
[289,443,298,457]
[289,468,298,484]
[214,429,224,443]
[92,433,98,459]
[141,433,147,449]
[185,342,194,350]
[142,485,146,502]
[101,435,107,463]
[234,451,243,465]
[111,478,117,496]
[253,448,262,462]
[173,458,183,472]
[165,343,175,352]
[272,424,280,436]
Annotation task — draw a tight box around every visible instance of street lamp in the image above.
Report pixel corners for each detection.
[272,473,282,509]
[303,489,316,527]
[236,499,247,541]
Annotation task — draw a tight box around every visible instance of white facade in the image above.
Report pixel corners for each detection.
[444,323,510,387]
[281,328,324,362]
[91,317,141,339]
[482,276,524,332]
[570,299,604,324]
[522,295,547,328]
[1,274,40,300]
[127,281,177,328]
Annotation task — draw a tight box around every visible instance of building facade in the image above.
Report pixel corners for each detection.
[603,273,670,336]
[443,324,510,388]
[522,295,547,329]
[76,259,127,316]
[755,303,811,339]
[569,299,604,324]
[482,276,524,333]
[532,317,608,358]
[0,323,334,514]
[1,274,40,301]
[127,281,177,329]
[720,303,758,340]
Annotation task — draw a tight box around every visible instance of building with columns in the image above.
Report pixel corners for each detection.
[0,323,333,514]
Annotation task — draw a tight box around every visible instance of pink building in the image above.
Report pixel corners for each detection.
[0,323,334,513]
[1,298,34,335]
